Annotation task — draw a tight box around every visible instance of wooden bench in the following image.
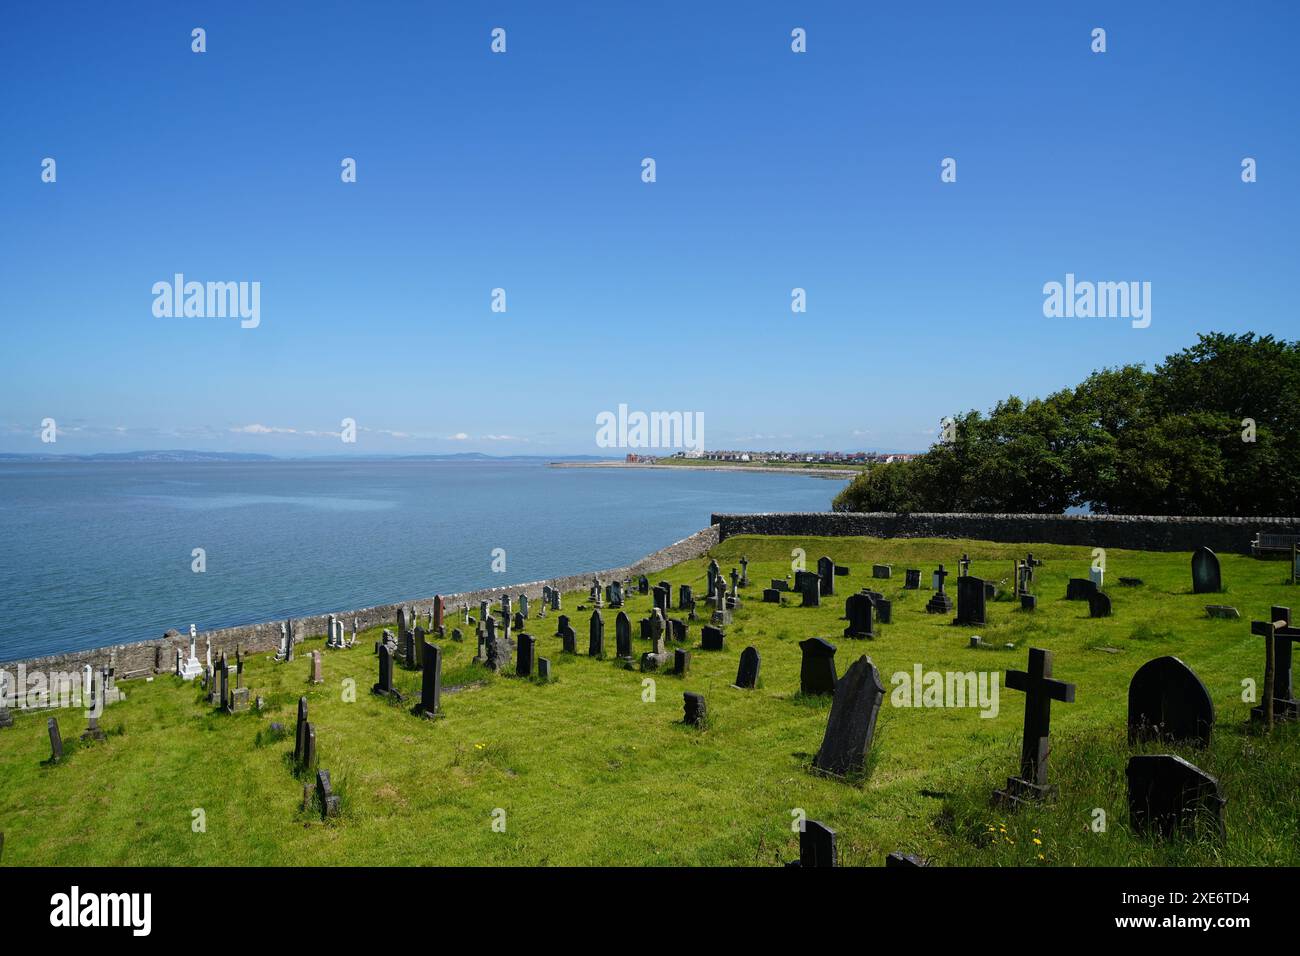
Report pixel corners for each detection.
[1252,533,1300,557]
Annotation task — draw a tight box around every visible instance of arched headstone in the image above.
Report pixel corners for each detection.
[1191,546,1221,594]
[1128,656,1215,747]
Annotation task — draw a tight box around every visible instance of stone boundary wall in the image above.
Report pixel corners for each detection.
[2,525,721,682]
[711,511,1300,555]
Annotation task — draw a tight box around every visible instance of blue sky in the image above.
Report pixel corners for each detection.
[1,1,1296,456]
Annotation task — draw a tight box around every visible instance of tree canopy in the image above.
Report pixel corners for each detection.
[833,333,1300,516]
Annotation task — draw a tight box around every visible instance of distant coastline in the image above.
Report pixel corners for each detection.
[549,461,859,479]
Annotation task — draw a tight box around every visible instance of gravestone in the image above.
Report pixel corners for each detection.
[1020,594,1037,611]
[925,566,954,614]
[412,642,442,717]
[483,621,514,672]
[763,589,781,603]
[588,610,605,659]
[791,821,837,867]
[679,584,693,610]
[310,650,323,685]
[700,626,725,651]
[670,618,687,643]
[739,557,749,587]
[1087,590,1112,618]
[735,646,760,689]
[1126,754,1226,842]
[673,648,691,676]
[301,723,317,773]
[1191,546,1222,594]
[817,557,836,596]
[372,645,399,698]
[47,717,63,763]
[1089,566,1104,591]
[1066,578,1096,601]
[862,589,892,624]
[316,769,340,819]
[637,575,649,594]
[294,696,309,766]
[537,658,551,682]
[813,655,885,778]
[434,594,445,630]
[517,594,528,619]
[1128,656,1214,747]
[771,579,790,592]
[834,565,849,576]
[799,637,837,695]
[560,620,577,655]
[615,611,633,660]
[843,593,875,639]
[513,612,525,634]
[800,574,821,608]
[885,852,927,868]
[683,692,707,727]
[1204,605,1240,620]
[516,633,535,677]
[953,576,987,626]
[1250,607,1300,723]
[872,564,892,579]
[904,569,921,590]
[992,648,1076,807]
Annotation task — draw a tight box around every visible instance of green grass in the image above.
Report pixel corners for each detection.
[1,535,1296,866]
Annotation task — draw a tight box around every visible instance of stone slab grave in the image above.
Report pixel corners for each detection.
[785,821,837,867]
[734,646,760,689]
[683,692,707,727]
[588,610,605,659]
[861,589,892,624]
[798,572,821,608]
[1251,606,1299,723]
[770,579,789,592]
[414,642,443,717]
[1065,578,1097,601]
[294,696,310,768]
[515,633,535,677]
[953,576,987,626]
[925,565,954,614]
[700,625,725,652]
[1087,590,1112,618]
[763,588,781,603]
[559,618,577,655]
[615,611,633,661]
[1126,754,1225,842]
[872,564,892,579]
[673,648,691,676]
[1020,594,1037,611]
[799,637,837,696]
[310,650,323,685]
[1204,605,1240,620]
[843,592,875,639]
[992,647,1076,807]
[817,557,836,596]
[316,768,340,819]
[812,655,885,779]
[834,564,849,576]
[903,568,921,590]
[1191,545,1222,594]
[371,644,403,701]
[1128,656,1214,747]
[537,658,552,682]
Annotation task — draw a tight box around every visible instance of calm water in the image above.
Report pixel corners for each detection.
[0,461,839,661]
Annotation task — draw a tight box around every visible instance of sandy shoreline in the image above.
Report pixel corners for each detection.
[548,461,859,479]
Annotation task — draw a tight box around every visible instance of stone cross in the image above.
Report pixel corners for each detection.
[1251,606,1299,726]
[995,648,1075,804]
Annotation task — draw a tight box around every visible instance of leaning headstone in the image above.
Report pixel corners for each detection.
[735,647,760,689]
[1126,754,1225,841]
[844,593,875,639]
[798,638,838,696]
[1127,656,1214,747]
[559,619,577,655]
[1191,546,1222,594]
[813,655,885,778]
[683,692,707,727]
[953,576,987,626]
[316,768,340,819]
[992,648,1076,807]
[1087,590,1112,618]
[46,717,64,763]
[789,821,837,867]
[414,642,443,717]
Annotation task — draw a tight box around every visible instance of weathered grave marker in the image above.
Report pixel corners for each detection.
[1128,656,1214,747]
[992,648,1076,807]
[1126,754,1225,842]
[799,637,838,695]
[813,655,885,778]
[735,646,760,689]
[1191,546,1222,594]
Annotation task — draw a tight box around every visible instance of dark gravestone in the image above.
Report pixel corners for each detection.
[794,821,837,867]
[673,648,691,676]
[993,648,1075,806]
[862,590,892,625]
[834,565,849,576]
[1020,594,1037,612]
[316,768,340,819]
[1250,607,1299,723]
[700,626,725,651]
[555,614,569,638]
[372,644,398,697]
[872,564,892,579]
[301,723,317,773]
[670,618,687,643]
[1191,546,1222,594]
[537,658,551,682]
[735,646,760,689]
[763,588,781,603]
[771,579,789,592]
[484,630,514,672]
[416,643,442,715]
[903,569,921,590]
[843,592,875,639]
[794,570,821,596]
[683,692,707,727]
[615,612,633,660]
[679,584,693,609]
[294,696,309,766]
[953,576,986,626]
[817,557,836,596]
[813,655,885,778]
[47,717,63,764]
[1065,578,1096,601]
[1126,755,1226,842]
[653,585,670,615]
[515,633,535,678]
[925,565,953,614]
[559,621,577,655]
[800,574,821,608]
[1087,590,1112,618]
[799,637,838,695]
[637,575,649,594]
[588,610,605,658]
[1128,656,1214,747]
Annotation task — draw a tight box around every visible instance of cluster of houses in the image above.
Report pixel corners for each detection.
[626,450,921,465]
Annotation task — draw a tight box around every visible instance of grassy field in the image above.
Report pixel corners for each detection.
[1,534,1296,866]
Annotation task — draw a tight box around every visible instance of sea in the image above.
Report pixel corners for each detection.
[0,460,841,661]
